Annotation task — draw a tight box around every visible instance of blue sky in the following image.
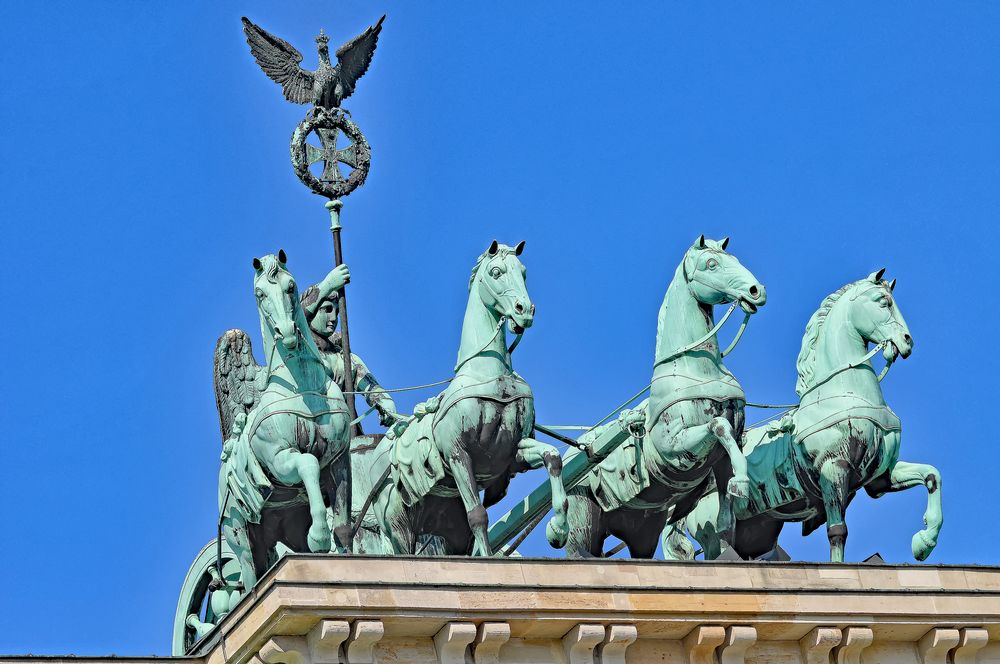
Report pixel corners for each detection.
[1,0,998,655]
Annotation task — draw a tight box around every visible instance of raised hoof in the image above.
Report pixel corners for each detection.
[912,529,937,561]
[726,476,751,499]
[307,523,332,553]
[546,518,569,549]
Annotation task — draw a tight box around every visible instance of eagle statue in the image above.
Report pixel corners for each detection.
[241,15,385,109]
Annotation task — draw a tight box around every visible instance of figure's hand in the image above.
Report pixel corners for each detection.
[324,264,351,291]
[377,403,400,427]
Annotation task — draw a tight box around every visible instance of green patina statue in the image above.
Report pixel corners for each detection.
[175,252,356,653]
[556,236,766,558]
[300,263,398,431]
[356,241,569,556]
[671,271,942,563]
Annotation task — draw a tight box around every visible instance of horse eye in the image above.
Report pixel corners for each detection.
[707,258,718,270]
[255,289,264,299]
[490,267,502,278]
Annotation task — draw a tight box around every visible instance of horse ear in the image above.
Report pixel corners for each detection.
[695,234,706,249]
[889,278,896,291]
[278,249,288,264]
[514,240,526,256]
[488,240,499,255]
[719,236,730,250]
[870,267,886,282]
[252,257,262,271]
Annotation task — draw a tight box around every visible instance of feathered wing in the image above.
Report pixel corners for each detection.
[214,329,267,443]
[335,15,385,102]
[241,17,316,104]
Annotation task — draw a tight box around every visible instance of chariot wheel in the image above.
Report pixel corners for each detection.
[172,538,242,655]
[290,107,372,199]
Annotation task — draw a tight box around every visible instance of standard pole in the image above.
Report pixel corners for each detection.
[326,199,358,424]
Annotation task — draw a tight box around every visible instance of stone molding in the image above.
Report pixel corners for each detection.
[3,557,999,664]
[472,622,511,664]
[831,626,873,664]
[596,624,638,664]
[562,624,605,664]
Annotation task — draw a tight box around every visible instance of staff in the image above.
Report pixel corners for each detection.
[325,199,357,423]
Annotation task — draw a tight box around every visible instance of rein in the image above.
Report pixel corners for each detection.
[746,340,894,410]
[652,302,752,368]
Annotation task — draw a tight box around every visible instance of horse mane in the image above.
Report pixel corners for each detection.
[795,278,871,397]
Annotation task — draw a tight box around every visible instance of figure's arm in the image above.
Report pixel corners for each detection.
[304,264,351,318]
[352,353,398,426]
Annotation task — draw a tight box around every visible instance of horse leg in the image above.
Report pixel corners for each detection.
[865,460,943,561]
[222,511,255,594]
[515,437,569,548]
[271,449,332,552]
[818,458,852,562]
[683,489,724,559]
[564,488,604,558]
[670,418,750,498]
[661,521,696,560]
[448,448,491,556]
[326,452,352,553]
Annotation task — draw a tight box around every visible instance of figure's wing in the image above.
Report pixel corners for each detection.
[335,15,385,102]
[241,17,316,104]
[214,329,266,443]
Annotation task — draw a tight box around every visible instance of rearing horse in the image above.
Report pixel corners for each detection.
[364,240,569,555]
[215,251,352,590]
[680,270,942,562]
[561,236,766,558]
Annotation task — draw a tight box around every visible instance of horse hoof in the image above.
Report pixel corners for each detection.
[308,526,332,553]
[727,476,751,499]
[546,519,569,549]
[911,530,937,561]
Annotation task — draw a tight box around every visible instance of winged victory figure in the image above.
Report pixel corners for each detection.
[241,15,385,109]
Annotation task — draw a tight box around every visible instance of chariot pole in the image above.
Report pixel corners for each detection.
[326,199,357,423]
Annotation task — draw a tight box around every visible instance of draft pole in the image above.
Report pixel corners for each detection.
[326,199,358,424]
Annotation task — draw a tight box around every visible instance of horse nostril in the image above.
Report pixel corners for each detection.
[904,334,912,345]
[514,302,525,314]
[530,303,536,315]
[749,285,760,299]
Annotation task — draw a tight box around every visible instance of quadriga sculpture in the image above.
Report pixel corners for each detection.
[677,270,942,562]
[214,251,353,587]
[558,236,766,558]
[359,241,569,555]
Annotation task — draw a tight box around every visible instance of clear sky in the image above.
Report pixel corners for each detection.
[1,0,998,655]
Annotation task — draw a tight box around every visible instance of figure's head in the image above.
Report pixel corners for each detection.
[307,290,340,341]
[682,235,766,314]
[253,249,300,351]
[470,240,534,333]
[845,269,913,363]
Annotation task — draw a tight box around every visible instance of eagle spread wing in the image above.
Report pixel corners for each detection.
[214,329,267,444]
[335,15,385,103]
[242,17,316,104]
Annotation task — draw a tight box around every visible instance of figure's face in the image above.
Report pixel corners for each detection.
[310,295,339,339]
[849,274,913,363]
[684,236,767,314]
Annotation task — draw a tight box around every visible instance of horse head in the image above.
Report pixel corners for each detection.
[253,249,302,351]
[682,235,767,314]
[473,240,534,334]
[847,269,913,364]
